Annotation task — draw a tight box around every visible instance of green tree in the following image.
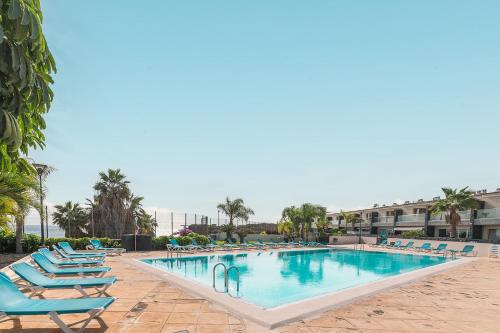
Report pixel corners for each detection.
[315,218,332,237]
[135,208,156,235]
[0,0,56,171]
[52,201,88,238]
[430,187,479,238]
[90,169,150,238]
[220,223,236,241]
[0,171,38,253]
[339,210,356,231]
[217,197,254,226]
[282,203,326,239]
[92,169,132,238]
[277,218,294,241]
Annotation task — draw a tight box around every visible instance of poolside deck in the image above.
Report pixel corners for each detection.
[1,249,499,333]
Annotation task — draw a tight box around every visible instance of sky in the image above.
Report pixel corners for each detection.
[27,1,500,231]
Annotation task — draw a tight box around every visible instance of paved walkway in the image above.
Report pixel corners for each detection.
[0,251,499,333]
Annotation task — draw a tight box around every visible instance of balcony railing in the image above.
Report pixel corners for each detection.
[476,208,500,220]
[397,214,425,223]
[373,216,394,224]
[429,211,471,223]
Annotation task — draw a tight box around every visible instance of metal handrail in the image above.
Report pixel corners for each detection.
[226,266,240,297]
[212,262,227,292]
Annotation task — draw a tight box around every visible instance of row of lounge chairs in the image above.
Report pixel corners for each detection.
[1,240,125,333]
[167,238,326,252]
[371,239,475,256]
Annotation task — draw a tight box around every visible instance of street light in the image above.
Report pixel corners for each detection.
[33,163,48,244]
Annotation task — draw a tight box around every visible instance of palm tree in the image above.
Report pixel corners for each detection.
[282,204,326,239]
[0,171,39,253]
[277,218,294,241]
[281,206,302,237]
[217,197,254,226]
[52,201,89,238]
[136,209,156,235]
[430,187,479,238]
[300,203,326,239]
[92,169,132,238]
[339,210,357,231]
[220,223,236,241]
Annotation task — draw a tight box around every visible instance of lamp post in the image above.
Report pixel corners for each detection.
[33,163,48,244]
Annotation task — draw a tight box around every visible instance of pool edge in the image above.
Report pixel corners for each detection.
[130,251,475,329]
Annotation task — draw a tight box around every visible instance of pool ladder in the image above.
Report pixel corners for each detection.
[212,263,240,297]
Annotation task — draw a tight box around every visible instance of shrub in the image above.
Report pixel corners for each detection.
[0,231,15,252]
[153,236,171,250]
[401,230,426,238]
[190,233,210,245]
[22,234,41,253]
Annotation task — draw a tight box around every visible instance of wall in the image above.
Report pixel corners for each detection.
[329,235,361,245]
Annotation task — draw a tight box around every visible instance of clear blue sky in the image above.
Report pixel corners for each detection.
[29,0,500,227]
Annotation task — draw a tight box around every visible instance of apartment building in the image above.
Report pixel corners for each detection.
[327,188,500,242]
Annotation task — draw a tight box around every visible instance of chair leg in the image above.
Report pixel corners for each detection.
[48,308,104,333]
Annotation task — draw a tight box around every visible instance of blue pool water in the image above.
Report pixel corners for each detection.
[141,249,450,308]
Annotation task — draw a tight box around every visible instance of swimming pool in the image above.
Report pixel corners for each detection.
[141,249,450,308]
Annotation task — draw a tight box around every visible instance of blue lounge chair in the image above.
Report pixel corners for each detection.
[205,239,220,251]
[387,240,402,248]
[167,238,193,252]
[58,242,106,259]
[31,253,111,278]
[415,242,432,252]
[370,239,387,247]
[449,245,475,257]
[433,243,448,254]
[10,262,116,297]
[39,248,103,267]
[223,238,239,250]
[400,241,415,250]
[89,239,125,255]
[190,239,206,251]
[0,272,114,333]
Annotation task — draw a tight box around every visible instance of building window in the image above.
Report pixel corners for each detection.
[438,229,447,237]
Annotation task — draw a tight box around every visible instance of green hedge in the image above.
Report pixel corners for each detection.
[0,232,121,253]
[152,233,210,250]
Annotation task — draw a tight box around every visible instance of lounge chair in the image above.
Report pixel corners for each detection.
[0,272,114,333]
[58,242,106,259]
[31,253,111,278]
[387,240,402,248]
[415,242,432,252]
[39,248,103,267]
[489,245,499,258]
[433,243,448,254]
[167,238,193,252]
[399,241,414,250]
[10,262,116,297]
[449,245,475,257]
[222,239,239,250]
[370,239,387,247]
[53,245,103,261]
[89,239,126,255]
[205,240,220,251]
[190,239,206,251]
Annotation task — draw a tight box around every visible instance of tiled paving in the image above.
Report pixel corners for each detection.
[0,250,499,333]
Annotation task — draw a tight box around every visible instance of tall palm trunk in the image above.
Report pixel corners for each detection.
[449,210,460,238]
[15,216,24,254]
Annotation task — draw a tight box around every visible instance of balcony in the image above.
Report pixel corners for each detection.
[475,208,500,225]
[396,214,425,226]
[372,216,394,225]
[429,211,471,226]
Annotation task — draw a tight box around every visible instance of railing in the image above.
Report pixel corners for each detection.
[476,208,500,220]
[397,214,425,223]
[429,211,471,223]
[212,263,240,297]
[373,216,394,224]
